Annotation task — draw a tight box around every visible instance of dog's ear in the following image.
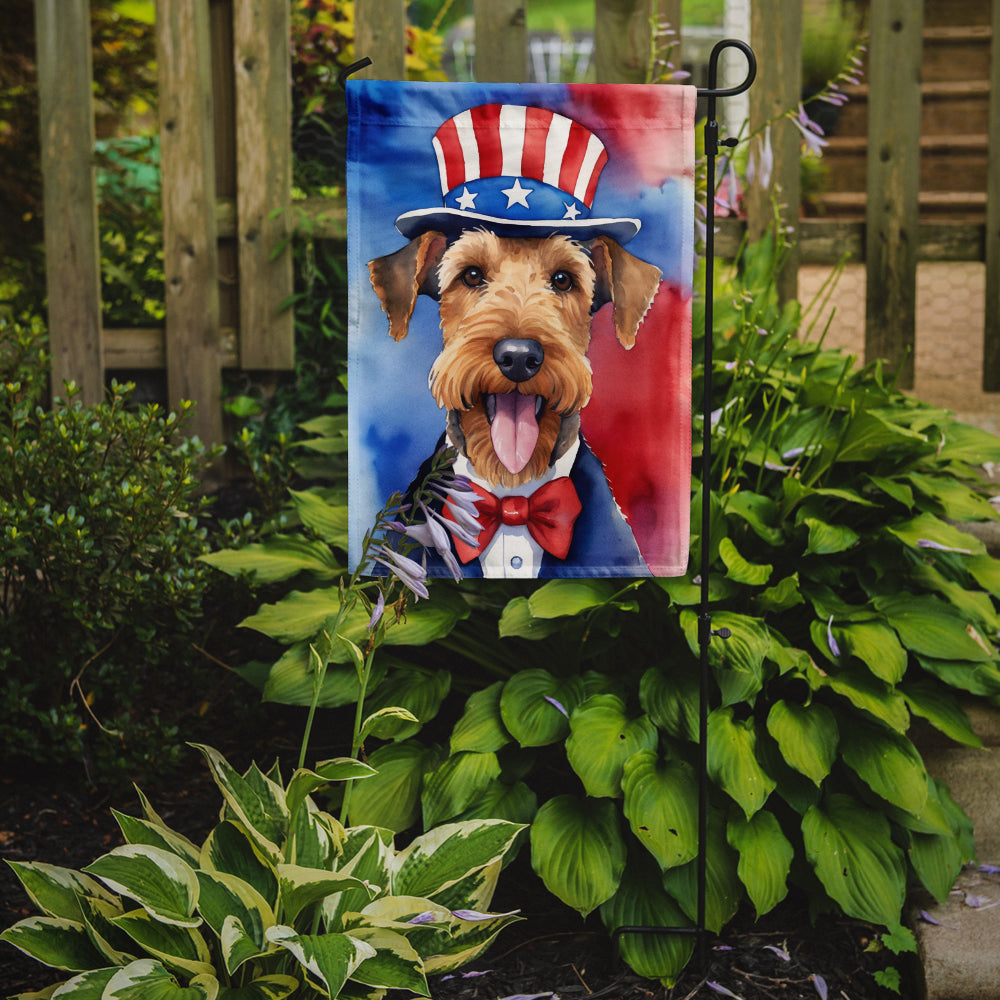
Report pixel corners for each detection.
[368,231,448,342]
[588,236,662,349]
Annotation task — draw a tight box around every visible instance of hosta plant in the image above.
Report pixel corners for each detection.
[1,743,523,999]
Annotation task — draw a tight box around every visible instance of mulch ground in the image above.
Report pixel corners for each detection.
[1,737,914,1000]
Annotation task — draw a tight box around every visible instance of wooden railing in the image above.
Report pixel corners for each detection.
[32,0,1000,445]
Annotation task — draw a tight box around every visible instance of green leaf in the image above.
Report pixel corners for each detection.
[874,594,995,662]
[110,909,214,978]
[707,707,776,818]
[260,643,383,709]
[362,667,451,740]
[34,967,118,998]
[835,621,908,684]
[802,793,906,926]
[727,811,793,917]
[103,959,217,999]
[216,975,299,1000]
[195,871,273,974]
[450,682,511,754]
[639,664,699,742]
[0,916,107,972]
[566,695,658,798]
[527,579,618,618]
[499,670,584,747]
[916,655,1000,697]
[285,759,376,821]
[966,553,1000,597]
[906,472,999,521]
[718,537,772,585]
[901,680,983,748]
[680,610,770,706]
[810,661,910,732]
[112,812,201,868]
[452,779,538,827]
[599,853,694,987]
[885,512,985,556]
[724,490,784,545]
[839,718,929,817]
[803,517,859,555]
[4,862,118,922]
[498,596,565,639]
[83,846,200,928]
[200,535,340,584]
[835,410,927,463]
[935,421,1000,464]
[346,926,429,994]
[660,810,741,933]
[421,751,502,828]
[288,489,349,545]
[392,819,524,901]
[347,740,441,832]
[755,573,804,613]
[621,751,699,871]
[265,926,374,997]
[359,706,421,742]
[765,700,838,786]
[530,795,626,917]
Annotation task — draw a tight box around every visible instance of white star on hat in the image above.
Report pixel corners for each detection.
[455,186,478,211]
[562,201,581,220]
[501,178,532,210]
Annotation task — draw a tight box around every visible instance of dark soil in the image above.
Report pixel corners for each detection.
[1,748,916,1000]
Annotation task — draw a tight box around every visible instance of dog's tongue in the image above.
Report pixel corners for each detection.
[490,393,539,474]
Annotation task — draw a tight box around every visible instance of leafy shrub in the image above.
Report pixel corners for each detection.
[1,743,524,998]
[213,232,1000,984]
[0,317,220,783]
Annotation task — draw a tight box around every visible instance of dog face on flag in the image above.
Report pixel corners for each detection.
[367,103,663,491]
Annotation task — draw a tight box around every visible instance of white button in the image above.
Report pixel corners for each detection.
[510,556,523,569]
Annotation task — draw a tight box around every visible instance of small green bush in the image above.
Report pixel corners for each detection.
[0,317,220,783]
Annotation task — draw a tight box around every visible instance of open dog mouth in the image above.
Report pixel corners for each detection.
[484,392,544,475]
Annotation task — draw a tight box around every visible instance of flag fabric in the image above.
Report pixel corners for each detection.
[347,80,696,579]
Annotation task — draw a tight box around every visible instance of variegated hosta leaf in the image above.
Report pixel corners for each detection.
[529,795,626,917]
[838,718,929,817]
[391,820,524,901]
[727,810,793,917]
[288,801,344,870]
[450,681,511,754]
[277,865,376,925]
[102,958,218,999]
[706,707,776,819]
[765,700,838,786]
[499,669,585,747]
[77,894,136,966]
[421,906,523,975]
[323,829,393,931]
[621,751,699,871]
[214,974,300,1000]
[265,926,375,998]
[83,846,200,928]
[802,793,906,926]
[599,853,694,987]
[345,926,429,995]
[423,859,501,916]
[46,966,118,997]
[4,861,118,922]
[0,916,107,971]
[200,822,278,910]
[285,760,375,823]
[420,751,502,829]
[565,695,658,799]
[191,745,287,863]
[661,810,742,934]
[110,908,214,978]
[195,871,274,974]
[112,810,202,868]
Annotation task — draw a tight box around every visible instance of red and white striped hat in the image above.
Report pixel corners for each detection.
[395,103,640,244]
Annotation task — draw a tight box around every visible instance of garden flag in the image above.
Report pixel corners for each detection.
[347,80,696,579]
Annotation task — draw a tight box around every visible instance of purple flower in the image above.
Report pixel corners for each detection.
[763,944,790,961]
[791,104,828,156]
[544,695,569,718]
[367,591,385,631]
[917,538,972,554]
[747,125,773,190]
[373,544,429,600]
[827,616,841,658]
[407,911,438,925]
[451,908,520,921]
[706,983,742,999]
[812,974,828,1000]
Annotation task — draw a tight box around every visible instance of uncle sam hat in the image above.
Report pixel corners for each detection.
[394,103,641,244]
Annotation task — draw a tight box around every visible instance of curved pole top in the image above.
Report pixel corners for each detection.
[697,39,756,99]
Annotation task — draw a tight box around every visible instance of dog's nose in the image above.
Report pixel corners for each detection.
[493,338,544,383]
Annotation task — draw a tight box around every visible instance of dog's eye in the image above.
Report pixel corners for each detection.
[461,267,485,288]
[551,270,574,292]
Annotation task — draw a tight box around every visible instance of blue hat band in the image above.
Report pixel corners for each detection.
[443,176,591,224]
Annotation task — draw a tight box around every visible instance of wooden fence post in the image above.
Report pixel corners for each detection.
[233,0,294,370]
[594,0,664,84]
[864,0,923,389]
[474,0,527,83]
[746,0,801,305]
[983,0,1000,390]
[354,0,407,80]
[157,0,223,445]
[34,0,104,405]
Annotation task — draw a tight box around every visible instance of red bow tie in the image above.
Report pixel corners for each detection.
[445,477,582,563]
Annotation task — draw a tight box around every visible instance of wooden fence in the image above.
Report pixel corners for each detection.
[33,0,1000,445]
